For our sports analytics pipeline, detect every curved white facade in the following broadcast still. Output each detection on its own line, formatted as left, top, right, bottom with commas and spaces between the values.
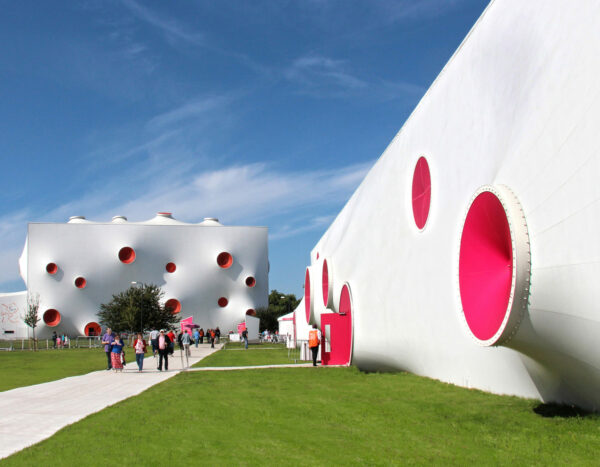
16, 213, 267, 338
303, 0, 600, 409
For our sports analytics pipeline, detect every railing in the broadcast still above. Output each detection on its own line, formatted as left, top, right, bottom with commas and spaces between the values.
0, 336, 103, 351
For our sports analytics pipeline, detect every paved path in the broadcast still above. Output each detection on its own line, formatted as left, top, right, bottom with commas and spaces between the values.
0, 344, 222, 460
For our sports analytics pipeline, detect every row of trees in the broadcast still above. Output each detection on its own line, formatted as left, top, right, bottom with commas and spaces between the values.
22, 285, 300, 349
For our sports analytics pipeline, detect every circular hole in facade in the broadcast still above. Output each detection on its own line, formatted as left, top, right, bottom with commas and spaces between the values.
46, 263, 58, 274
245, 276, 256, 287
85, 322, 101, 336
43, 309, 61, 327
304, 268, 311, 323
118, 247, 136, 264
459, 191, 513, 342
246, 309, 256, 316
74, 277, 87, 289
218, 297, 229, 308
412, 156, 431, 230
322, 260, 329, 307
217, 252, 233, 269
166, 262, 176, 273
165, 298, 181, 314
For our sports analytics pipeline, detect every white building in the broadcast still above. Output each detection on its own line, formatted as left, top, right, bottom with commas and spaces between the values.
2, 212, 268, 338
302, 0, 600, 409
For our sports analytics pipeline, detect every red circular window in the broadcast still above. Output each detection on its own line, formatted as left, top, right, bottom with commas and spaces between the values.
245, 276, 256, 287
74, 277, 87, 289
166, 262, 176, 273
322, 260, 329, 307
85, 322, 101, 336
246, 309, 256, 316
46, 263, 58, 274
304, 268, 311, 323
218, 297, 229, 308
165, 298, 181, 314
217, 252, 233, 268
459, 191, 513, 342
412, 156, 431, 229
43, 309, 61, 327
118, 247, 136, 264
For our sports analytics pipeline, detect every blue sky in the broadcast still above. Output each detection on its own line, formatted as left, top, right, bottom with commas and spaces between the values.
0, 0, 488, 297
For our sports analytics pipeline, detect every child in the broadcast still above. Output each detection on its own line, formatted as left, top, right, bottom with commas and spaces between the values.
111, 334, 125, 372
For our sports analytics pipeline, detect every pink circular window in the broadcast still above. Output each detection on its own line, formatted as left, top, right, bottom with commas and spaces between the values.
304, 268, 311, 323
245, 276, 256, 287
74, 277, 87, 289
118, 247, 136, 264
43, 309, 61, 327
412, 157, 431, 229
459, 191, 513, 342
322, 260, 329, 307
85, 322, 101, 336
166, 262, 176, 273
165, 298, 181, 314
218, 297, 229, 308
46, 263, 58, 274
217, 252, 233, 268
246, 309, 256, 316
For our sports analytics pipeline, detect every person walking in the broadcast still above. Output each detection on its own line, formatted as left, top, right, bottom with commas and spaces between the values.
157, 330, 171, 371
210, 329, 216, 348
215, 327, 221, 344
52, 331, 57, 349
167, 329, 176, 355
133, 333, 147, 372
199, 328, 204, 344
149, 329, 159, 358
193, 328, 199, 348
308, 324, 322, 367
242, 328, 248, 350
111, 334, 125, 372
101, 327, 115, 370
181, 330, 191, 368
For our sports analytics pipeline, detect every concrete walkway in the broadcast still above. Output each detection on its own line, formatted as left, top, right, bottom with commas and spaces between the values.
0, 344, 222, 460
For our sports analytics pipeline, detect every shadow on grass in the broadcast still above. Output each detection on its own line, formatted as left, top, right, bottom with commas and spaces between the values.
533, 403, 593, 418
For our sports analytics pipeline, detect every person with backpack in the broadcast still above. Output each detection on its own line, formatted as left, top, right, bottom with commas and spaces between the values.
308, 324, 321, 367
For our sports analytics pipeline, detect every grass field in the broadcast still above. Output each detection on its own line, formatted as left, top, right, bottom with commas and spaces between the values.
4, 346, 600, 465
195, 342, 307, 367
0, 348, 107, 392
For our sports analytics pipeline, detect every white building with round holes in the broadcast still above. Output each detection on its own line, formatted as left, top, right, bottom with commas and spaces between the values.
0, 212, 268, 338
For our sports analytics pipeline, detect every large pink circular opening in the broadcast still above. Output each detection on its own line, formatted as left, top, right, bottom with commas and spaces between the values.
74, 277, 87, 289
43, 309, 61, 327
245, 276, 256, 287
166, 262, 176, 273
412, 156, 431, 229
304, 268, 311, 323
217, 252, 233, 269
85, 322, 101, 336
46, 263, 58, 274
165, 298, 181, 314
459, 191, 513, 341
118, 247, 136, 264
218, 297, 229, 308
322, 260, 329, 307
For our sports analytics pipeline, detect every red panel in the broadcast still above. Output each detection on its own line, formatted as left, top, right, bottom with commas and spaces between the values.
218, 297, 229, 308
246, 309, 256, 316
118, 247, 136, 264
304, 268, 311, 323
85, 322, 101, 336
166, 262, 177, 273
245, 276, 256, 287
43, 309, 61, 327
46, 263, 58, 274
459, 191, 513, 341
321, 284, 353, 366
74, 277, 87, 289
165, 298, 181, 314
411, 157, 431, 229
322, 260, 329, 307
217, 252, 233, 268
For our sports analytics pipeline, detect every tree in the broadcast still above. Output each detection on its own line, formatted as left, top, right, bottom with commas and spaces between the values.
98, 284, 180, 333
23, 293, 40, 351
256, 290, 301, 332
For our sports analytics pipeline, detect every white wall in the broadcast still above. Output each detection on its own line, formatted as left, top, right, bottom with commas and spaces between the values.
0, 291, 27, 338
305, 0, 600, 409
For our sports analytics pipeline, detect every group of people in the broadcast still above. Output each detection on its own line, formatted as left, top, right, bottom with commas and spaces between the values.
51, 331, 70, 349
188, 327, 220, 348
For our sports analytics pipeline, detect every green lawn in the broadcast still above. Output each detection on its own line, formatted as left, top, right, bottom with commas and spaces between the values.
195, 342, 308, 367
0, 348, 107, 392
4, 347, 600, 465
